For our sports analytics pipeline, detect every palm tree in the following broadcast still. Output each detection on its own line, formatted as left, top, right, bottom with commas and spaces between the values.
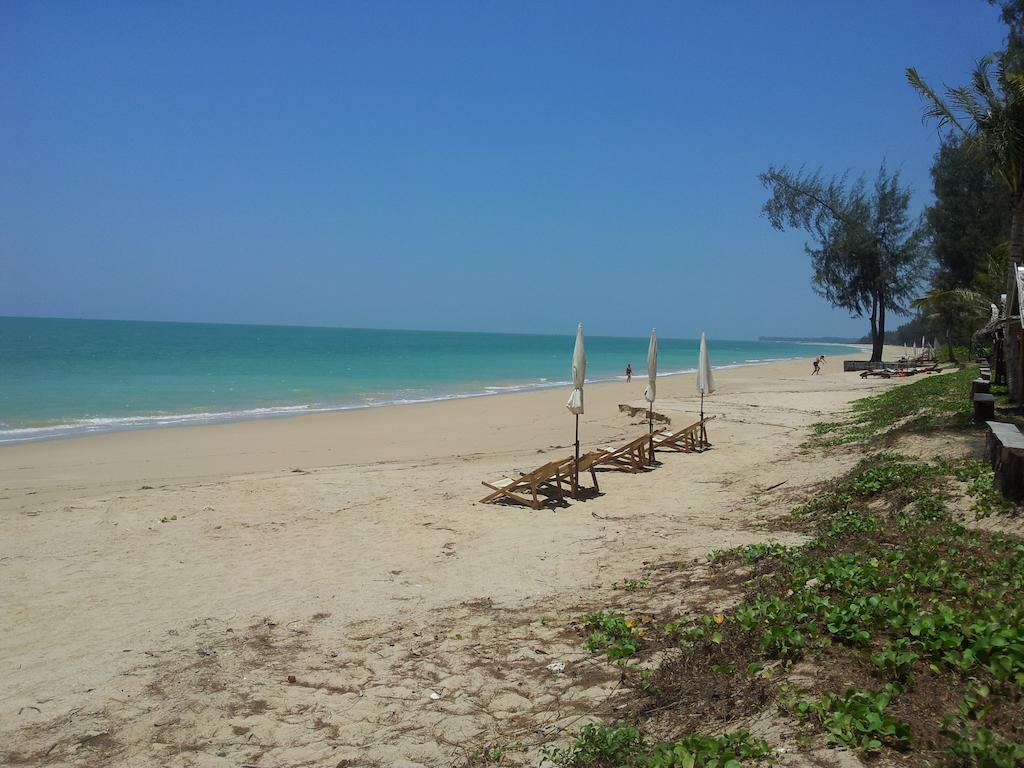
911, 288, 989, 364
907, 57, 1024, 262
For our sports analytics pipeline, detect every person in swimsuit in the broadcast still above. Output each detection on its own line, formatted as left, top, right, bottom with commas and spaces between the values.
626, 363, 632, 382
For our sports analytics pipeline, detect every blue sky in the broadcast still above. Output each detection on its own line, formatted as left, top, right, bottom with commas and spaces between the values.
0, 1, 1007, 340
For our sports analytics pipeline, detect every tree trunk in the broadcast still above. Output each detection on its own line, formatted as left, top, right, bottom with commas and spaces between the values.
869, 296, 881, 362
877, 295, 887, 362
1012, 202, 1024, 265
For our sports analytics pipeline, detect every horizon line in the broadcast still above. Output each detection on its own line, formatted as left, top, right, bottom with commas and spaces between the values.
0, 313, 865, 344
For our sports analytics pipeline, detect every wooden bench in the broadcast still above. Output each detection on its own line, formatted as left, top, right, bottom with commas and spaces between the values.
986, 421, 1024, 498
974, 393, 996, 422
843, 360, 898, 372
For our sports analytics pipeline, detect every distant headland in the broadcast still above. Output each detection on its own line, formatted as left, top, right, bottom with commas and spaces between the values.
758, 336, 861, 344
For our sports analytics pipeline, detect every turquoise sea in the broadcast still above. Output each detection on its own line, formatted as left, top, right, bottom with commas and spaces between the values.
0, 317, 860, 444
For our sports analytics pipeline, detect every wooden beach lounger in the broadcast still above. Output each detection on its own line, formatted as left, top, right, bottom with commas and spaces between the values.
652, 417, 716, 452
541, 453, 602, 498
569, 451, 603, 495
590, 432, 662, 473
480, 457, 572, 509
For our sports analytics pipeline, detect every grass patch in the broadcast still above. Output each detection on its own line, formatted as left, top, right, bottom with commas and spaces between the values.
639, 452, 1024, 764
474, 368, 1024, 767
811, 366, 977, 444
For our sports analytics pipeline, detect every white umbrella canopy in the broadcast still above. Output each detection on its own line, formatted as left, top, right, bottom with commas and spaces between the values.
644, 329, 657, 404
697, 332, 715, 396
644, 329, 658, 463
566, 323, 586, 497
566, 323, 585, 415
697, 333, 715, 447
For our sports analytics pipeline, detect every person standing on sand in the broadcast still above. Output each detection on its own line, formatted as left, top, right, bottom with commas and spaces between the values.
626, 363, 632, 382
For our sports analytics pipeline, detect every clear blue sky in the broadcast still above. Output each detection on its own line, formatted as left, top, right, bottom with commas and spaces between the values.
0, 1, 1007, 339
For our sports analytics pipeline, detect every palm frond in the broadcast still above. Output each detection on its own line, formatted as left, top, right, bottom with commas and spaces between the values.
906, 68, 967, 134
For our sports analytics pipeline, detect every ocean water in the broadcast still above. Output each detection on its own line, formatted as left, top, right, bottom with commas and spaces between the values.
0, 317, 859, 444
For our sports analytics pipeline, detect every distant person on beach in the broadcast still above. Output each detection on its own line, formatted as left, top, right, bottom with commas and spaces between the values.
812, 356, 821, 375
626, 363, 632, 382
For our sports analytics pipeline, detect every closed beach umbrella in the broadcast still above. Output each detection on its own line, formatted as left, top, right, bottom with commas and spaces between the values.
566, 323, 585, 416
697, 332, 715, 446
566, 323, 586, 495
644, 329, 657, 461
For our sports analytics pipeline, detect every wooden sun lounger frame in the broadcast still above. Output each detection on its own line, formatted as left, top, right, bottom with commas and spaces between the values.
480, 450, 606, 509
861, 364, 942, 379
480, 456, 573, 509
540, 453, 602, 498
590, 432, 662, 473
652, 417, 715, 452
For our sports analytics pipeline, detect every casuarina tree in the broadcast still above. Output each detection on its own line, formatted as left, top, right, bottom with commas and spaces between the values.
759, 164, 929, 362
907, 57, 1024, 264
927, 135, 1011, 290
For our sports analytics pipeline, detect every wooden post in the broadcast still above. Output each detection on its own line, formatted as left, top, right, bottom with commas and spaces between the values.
994, 446, 1024, 498
974, 394, 996, 423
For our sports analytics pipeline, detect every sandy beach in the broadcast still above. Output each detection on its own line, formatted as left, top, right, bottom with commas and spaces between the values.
1, 350, 906, 766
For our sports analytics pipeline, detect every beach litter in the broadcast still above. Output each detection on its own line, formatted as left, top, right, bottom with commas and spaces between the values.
546, 661, 566, 673
429, 690, 442, 700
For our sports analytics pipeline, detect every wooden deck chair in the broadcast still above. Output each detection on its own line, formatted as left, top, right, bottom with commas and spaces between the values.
591, 432, 663, 473
547, 452, 603, 498
480, 457, 572, 509
652, 416, 716, 452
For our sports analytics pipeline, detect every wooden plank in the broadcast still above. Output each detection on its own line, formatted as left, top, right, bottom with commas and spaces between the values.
986, 420, 1024, 448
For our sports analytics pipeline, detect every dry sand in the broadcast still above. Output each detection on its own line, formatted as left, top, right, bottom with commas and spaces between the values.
0, 349, 908, 766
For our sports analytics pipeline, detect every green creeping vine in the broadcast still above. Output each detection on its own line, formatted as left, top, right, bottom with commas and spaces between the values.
583, 611, 647, 661
540, 725, 771, 768
793, 686, 910, 755
810, 366, 976, 445
669, 452, 1024, 759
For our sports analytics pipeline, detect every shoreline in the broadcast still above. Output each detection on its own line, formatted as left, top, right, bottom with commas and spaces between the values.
0, 348, 894, 515
0, 348, 866, 446
1, 346, 904, 765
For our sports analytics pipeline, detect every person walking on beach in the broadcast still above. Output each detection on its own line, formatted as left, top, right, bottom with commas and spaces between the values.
625, 363, 632, 382
811, 355, 822, 375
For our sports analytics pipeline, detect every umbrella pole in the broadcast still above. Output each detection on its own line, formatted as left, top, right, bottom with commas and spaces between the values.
573, 414, 580, 499
700, 391, 706, 447
649, 403, 654, 465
